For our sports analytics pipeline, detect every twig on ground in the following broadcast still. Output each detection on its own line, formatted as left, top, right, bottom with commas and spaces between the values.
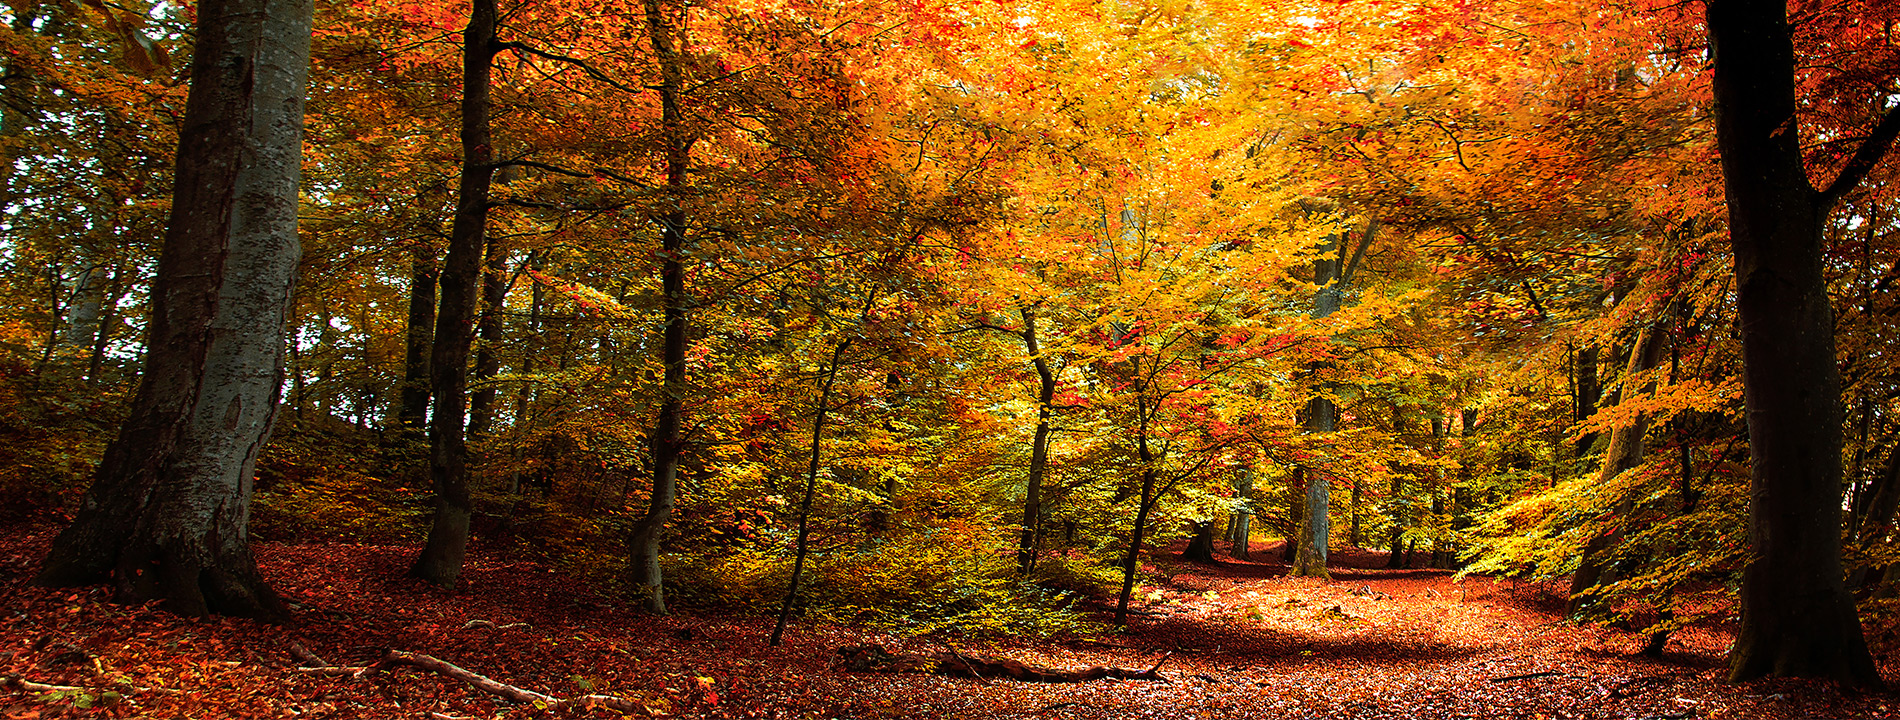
287, 645, 652, 714
462, 620, 531, 631
1488, 670, 1564, 682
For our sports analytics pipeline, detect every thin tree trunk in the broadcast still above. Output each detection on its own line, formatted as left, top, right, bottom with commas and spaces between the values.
769, 338, 849, 646
626, 0, 693, 614
1709, 0, 1883, 687
410, 0, 499, 589
1114, 385, 1163, 625
1568, 324, 1664, 618
397, 243, 437, 435
1230, 466, 1252, 560
466, 231, 507, 437
35, 0, 310, 620
1017, 304, 1056, 574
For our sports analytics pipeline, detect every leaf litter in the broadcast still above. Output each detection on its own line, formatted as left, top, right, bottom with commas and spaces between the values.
2, 528, 1896, 719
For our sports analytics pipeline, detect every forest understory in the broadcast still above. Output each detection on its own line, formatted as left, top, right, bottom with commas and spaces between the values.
3, 526, 1893, 720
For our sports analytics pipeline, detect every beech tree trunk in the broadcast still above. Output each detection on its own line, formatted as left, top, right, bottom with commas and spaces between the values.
34, 0, 311, 620
1567, 325, 1664, 618
466, 230, 507, 437
410, 0, 499, 588
627, 0, 693, 614
1017, 304, 1056, 574
1708, 0, 1882, 687
397, 244, 437, 434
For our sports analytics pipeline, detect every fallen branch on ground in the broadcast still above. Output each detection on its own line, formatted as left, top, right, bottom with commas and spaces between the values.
1488, 670, 1564, 682
3, 673, 182, 695
836, 644, 1171, 683
3, 675, 87, 693
284, 645, 652, 713
462, 620, 531, 631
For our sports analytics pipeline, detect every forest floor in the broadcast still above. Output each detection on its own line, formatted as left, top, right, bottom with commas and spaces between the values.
3, 525, 1897, 720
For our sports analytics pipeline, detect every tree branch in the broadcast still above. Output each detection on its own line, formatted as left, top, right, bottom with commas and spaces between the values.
497, 41, 643, 95
1818, 103, 1900, 214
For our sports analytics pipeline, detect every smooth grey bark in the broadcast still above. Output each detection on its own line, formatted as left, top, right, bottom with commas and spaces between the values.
1291, 217, 1376, 578
35, 0, 310, 620
410, 0, 499, 589
1708, 0, 1891, 688
1230, 466, 1252, 560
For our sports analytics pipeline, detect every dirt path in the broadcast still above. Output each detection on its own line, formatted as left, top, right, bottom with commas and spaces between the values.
3, 529, 1895, 719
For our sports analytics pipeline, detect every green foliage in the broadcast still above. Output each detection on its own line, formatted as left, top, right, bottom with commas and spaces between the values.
251, 428, 427, 543
672, 526, 1093, 639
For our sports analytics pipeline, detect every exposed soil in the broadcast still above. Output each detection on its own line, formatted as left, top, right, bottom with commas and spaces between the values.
3, 527, 1896, 719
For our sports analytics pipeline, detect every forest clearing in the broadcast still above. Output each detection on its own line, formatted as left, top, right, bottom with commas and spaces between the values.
4, 526, 1895, 719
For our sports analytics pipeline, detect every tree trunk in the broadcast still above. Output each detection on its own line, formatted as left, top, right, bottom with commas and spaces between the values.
1292, 225, 1344, 578
1292, 397, 1334, 577
466, 230, 507, 437
397, 243, 438, 435
1709, 0, 1881, 687
1181, 521, 1216, 563
1017, 304, 1056, 574
1568, 324, 1664, 618
410, 0, 498, 589
34, 0, 310, 620
1115, 393, 1160, 625
626, 0, 693, 614
1573, 345, 1601, 458
1230, 466, 1253, 560
769, 338, 849, 646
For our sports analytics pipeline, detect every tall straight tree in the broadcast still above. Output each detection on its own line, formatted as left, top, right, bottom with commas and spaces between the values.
34, 0, 312, 619
625, 0, 692, 614
410, 0, 500, 588
1706, 0, 1897, 687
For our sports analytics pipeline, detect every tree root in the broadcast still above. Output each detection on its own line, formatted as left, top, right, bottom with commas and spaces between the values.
836, 644, 1172, 683
287, 644, 652, 713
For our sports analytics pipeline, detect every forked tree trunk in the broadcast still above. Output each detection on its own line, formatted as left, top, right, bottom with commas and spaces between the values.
627, 0, 693, 614
1708, 0, 1883, 687
411, 0, 499, 589
35, 0, 311, 620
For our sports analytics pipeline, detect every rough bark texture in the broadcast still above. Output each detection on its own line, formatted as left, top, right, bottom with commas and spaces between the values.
410, 0, 498, 589
34, 0, 310, 620
627, 0, 692, 614
1708, 0, 1881, 687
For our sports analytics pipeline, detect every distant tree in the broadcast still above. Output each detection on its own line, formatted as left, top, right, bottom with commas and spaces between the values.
34, 0, 313, 619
